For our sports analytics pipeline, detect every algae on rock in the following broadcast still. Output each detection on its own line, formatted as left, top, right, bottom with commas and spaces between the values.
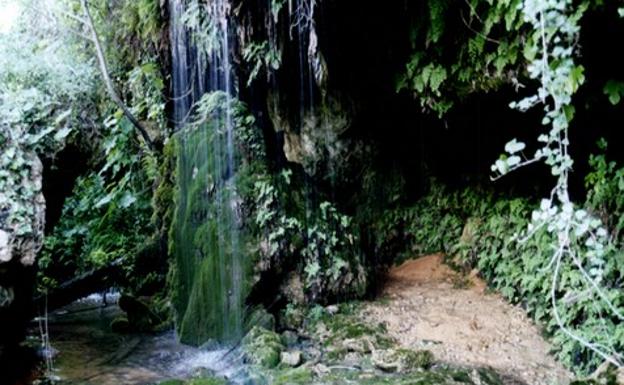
169, 93, 265, 345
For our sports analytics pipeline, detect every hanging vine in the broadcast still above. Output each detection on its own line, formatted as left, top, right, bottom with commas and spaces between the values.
492, 0, 623, 368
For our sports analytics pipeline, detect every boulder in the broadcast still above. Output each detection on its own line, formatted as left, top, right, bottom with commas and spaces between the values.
242, 326, 285, 369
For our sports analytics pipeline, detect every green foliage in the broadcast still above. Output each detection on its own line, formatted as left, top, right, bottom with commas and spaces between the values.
38, 116, 154, 292
302, 201, 366, 299
127, 61, 167, 130
491, 0, 624, 369
586, 140, 624, 244
603, 80, 624, 105
252, 174, 366, 301
376, 177, 624, 374
243, 41, 282, 85
181, 0, 222, 58
0, 6, 96, 264
398, 0, 525, 116
83, 0, 164, 69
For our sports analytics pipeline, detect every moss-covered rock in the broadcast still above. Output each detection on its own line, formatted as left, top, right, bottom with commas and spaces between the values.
318, 312, 393, 351
242, 326, 285, 369
170, 101, 259, 344
371, 348, 434, 373
118, 294, 163, 332
272, 367, 313, 385
156, 376, 227, 385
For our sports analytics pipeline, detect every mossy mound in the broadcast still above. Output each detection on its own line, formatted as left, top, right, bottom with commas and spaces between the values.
242, 326, 285, 369
272, 367, 314, 385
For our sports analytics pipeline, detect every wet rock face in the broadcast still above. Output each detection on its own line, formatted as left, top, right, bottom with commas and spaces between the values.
268, 93, 358, 179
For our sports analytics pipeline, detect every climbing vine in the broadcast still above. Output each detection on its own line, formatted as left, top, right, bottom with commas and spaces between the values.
492, 0, 623, 368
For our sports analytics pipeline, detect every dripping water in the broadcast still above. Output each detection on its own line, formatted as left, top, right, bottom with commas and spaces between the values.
170, 0, 245, 344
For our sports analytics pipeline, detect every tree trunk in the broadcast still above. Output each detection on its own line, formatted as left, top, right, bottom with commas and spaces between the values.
80, 0, 156, 151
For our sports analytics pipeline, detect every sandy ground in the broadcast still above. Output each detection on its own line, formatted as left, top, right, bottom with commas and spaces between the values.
361, 254, 573, 385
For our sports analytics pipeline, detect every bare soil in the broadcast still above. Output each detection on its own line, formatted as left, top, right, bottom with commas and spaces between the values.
361, 254, 573, 385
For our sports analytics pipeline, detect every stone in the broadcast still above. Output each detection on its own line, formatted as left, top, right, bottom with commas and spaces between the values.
372, 348, 433, 373
280, 350, 303, 367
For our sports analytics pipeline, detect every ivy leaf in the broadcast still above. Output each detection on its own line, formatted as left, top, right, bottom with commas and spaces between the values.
603, 80, 624, 105
507, 155, 521, 167
504, 139, 526, 154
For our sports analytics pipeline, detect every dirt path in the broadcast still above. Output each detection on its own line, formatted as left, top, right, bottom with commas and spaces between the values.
361, 254, 572, 385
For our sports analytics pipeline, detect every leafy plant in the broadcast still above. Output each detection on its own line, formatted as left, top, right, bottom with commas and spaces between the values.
397, 0, 526, 116
38, 115, 155, 294
0, 8, 95, 265
242, 41, 282, 85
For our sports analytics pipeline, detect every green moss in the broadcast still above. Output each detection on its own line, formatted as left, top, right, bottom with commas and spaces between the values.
399, 348, 434, 370
318, 366, 502, 385
187, 378, 228, 385
169, 94, 272, 345
322, 314, 393, 350
272, 367, 313, 385
242, 326, 285, 369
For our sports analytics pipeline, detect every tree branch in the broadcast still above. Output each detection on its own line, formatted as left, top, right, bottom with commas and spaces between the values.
80, 0, 156, 151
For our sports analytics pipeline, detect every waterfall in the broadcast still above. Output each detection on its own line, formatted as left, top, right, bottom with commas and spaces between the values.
169, 0, 247, 345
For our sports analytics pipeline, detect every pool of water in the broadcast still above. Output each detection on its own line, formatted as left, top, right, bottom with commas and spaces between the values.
38, 294, 247, 385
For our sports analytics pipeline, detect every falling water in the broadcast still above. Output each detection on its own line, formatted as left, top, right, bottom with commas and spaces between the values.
169, 0, 246, 345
